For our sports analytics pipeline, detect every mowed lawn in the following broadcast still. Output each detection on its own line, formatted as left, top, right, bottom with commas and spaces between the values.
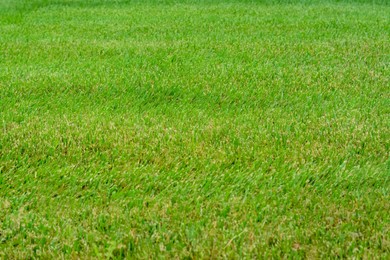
0, 0, 389, 258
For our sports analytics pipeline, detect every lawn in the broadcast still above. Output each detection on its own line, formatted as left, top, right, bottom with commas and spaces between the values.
0, 0, 389, 258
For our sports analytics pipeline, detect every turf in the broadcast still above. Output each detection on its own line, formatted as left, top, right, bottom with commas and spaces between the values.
0, 0, 389, 258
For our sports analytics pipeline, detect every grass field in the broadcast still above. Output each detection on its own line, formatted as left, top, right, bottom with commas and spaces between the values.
0, 0, 389, 258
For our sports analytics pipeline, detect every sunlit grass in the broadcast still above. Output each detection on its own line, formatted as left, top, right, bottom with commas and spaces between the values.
0, 0, 389, 258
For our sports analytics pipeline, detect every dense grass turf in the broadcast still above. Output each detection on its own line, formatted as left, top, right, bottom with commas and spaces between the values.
1, 0, 389, 258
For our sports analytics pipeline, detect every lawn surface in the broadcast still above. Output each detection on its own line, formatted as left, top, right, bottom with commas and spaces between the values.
0, 0, 389, 258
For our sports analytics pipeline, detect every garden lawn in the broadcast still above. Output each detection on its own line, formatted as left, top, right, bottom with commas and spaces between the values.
0, 0, 389, 258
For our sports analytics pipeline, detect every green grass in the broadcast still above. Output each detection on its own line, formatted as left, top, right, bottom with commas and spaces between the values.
0, 0, 389, 258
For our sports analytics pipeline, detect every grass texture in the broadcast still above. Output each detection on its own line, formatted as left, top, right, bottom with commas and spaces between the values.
0, 0, 389, 258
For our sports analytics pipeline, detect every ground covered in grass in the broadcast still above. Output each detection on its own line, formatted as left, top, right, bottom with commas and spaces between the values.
0, 0, 389, 258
